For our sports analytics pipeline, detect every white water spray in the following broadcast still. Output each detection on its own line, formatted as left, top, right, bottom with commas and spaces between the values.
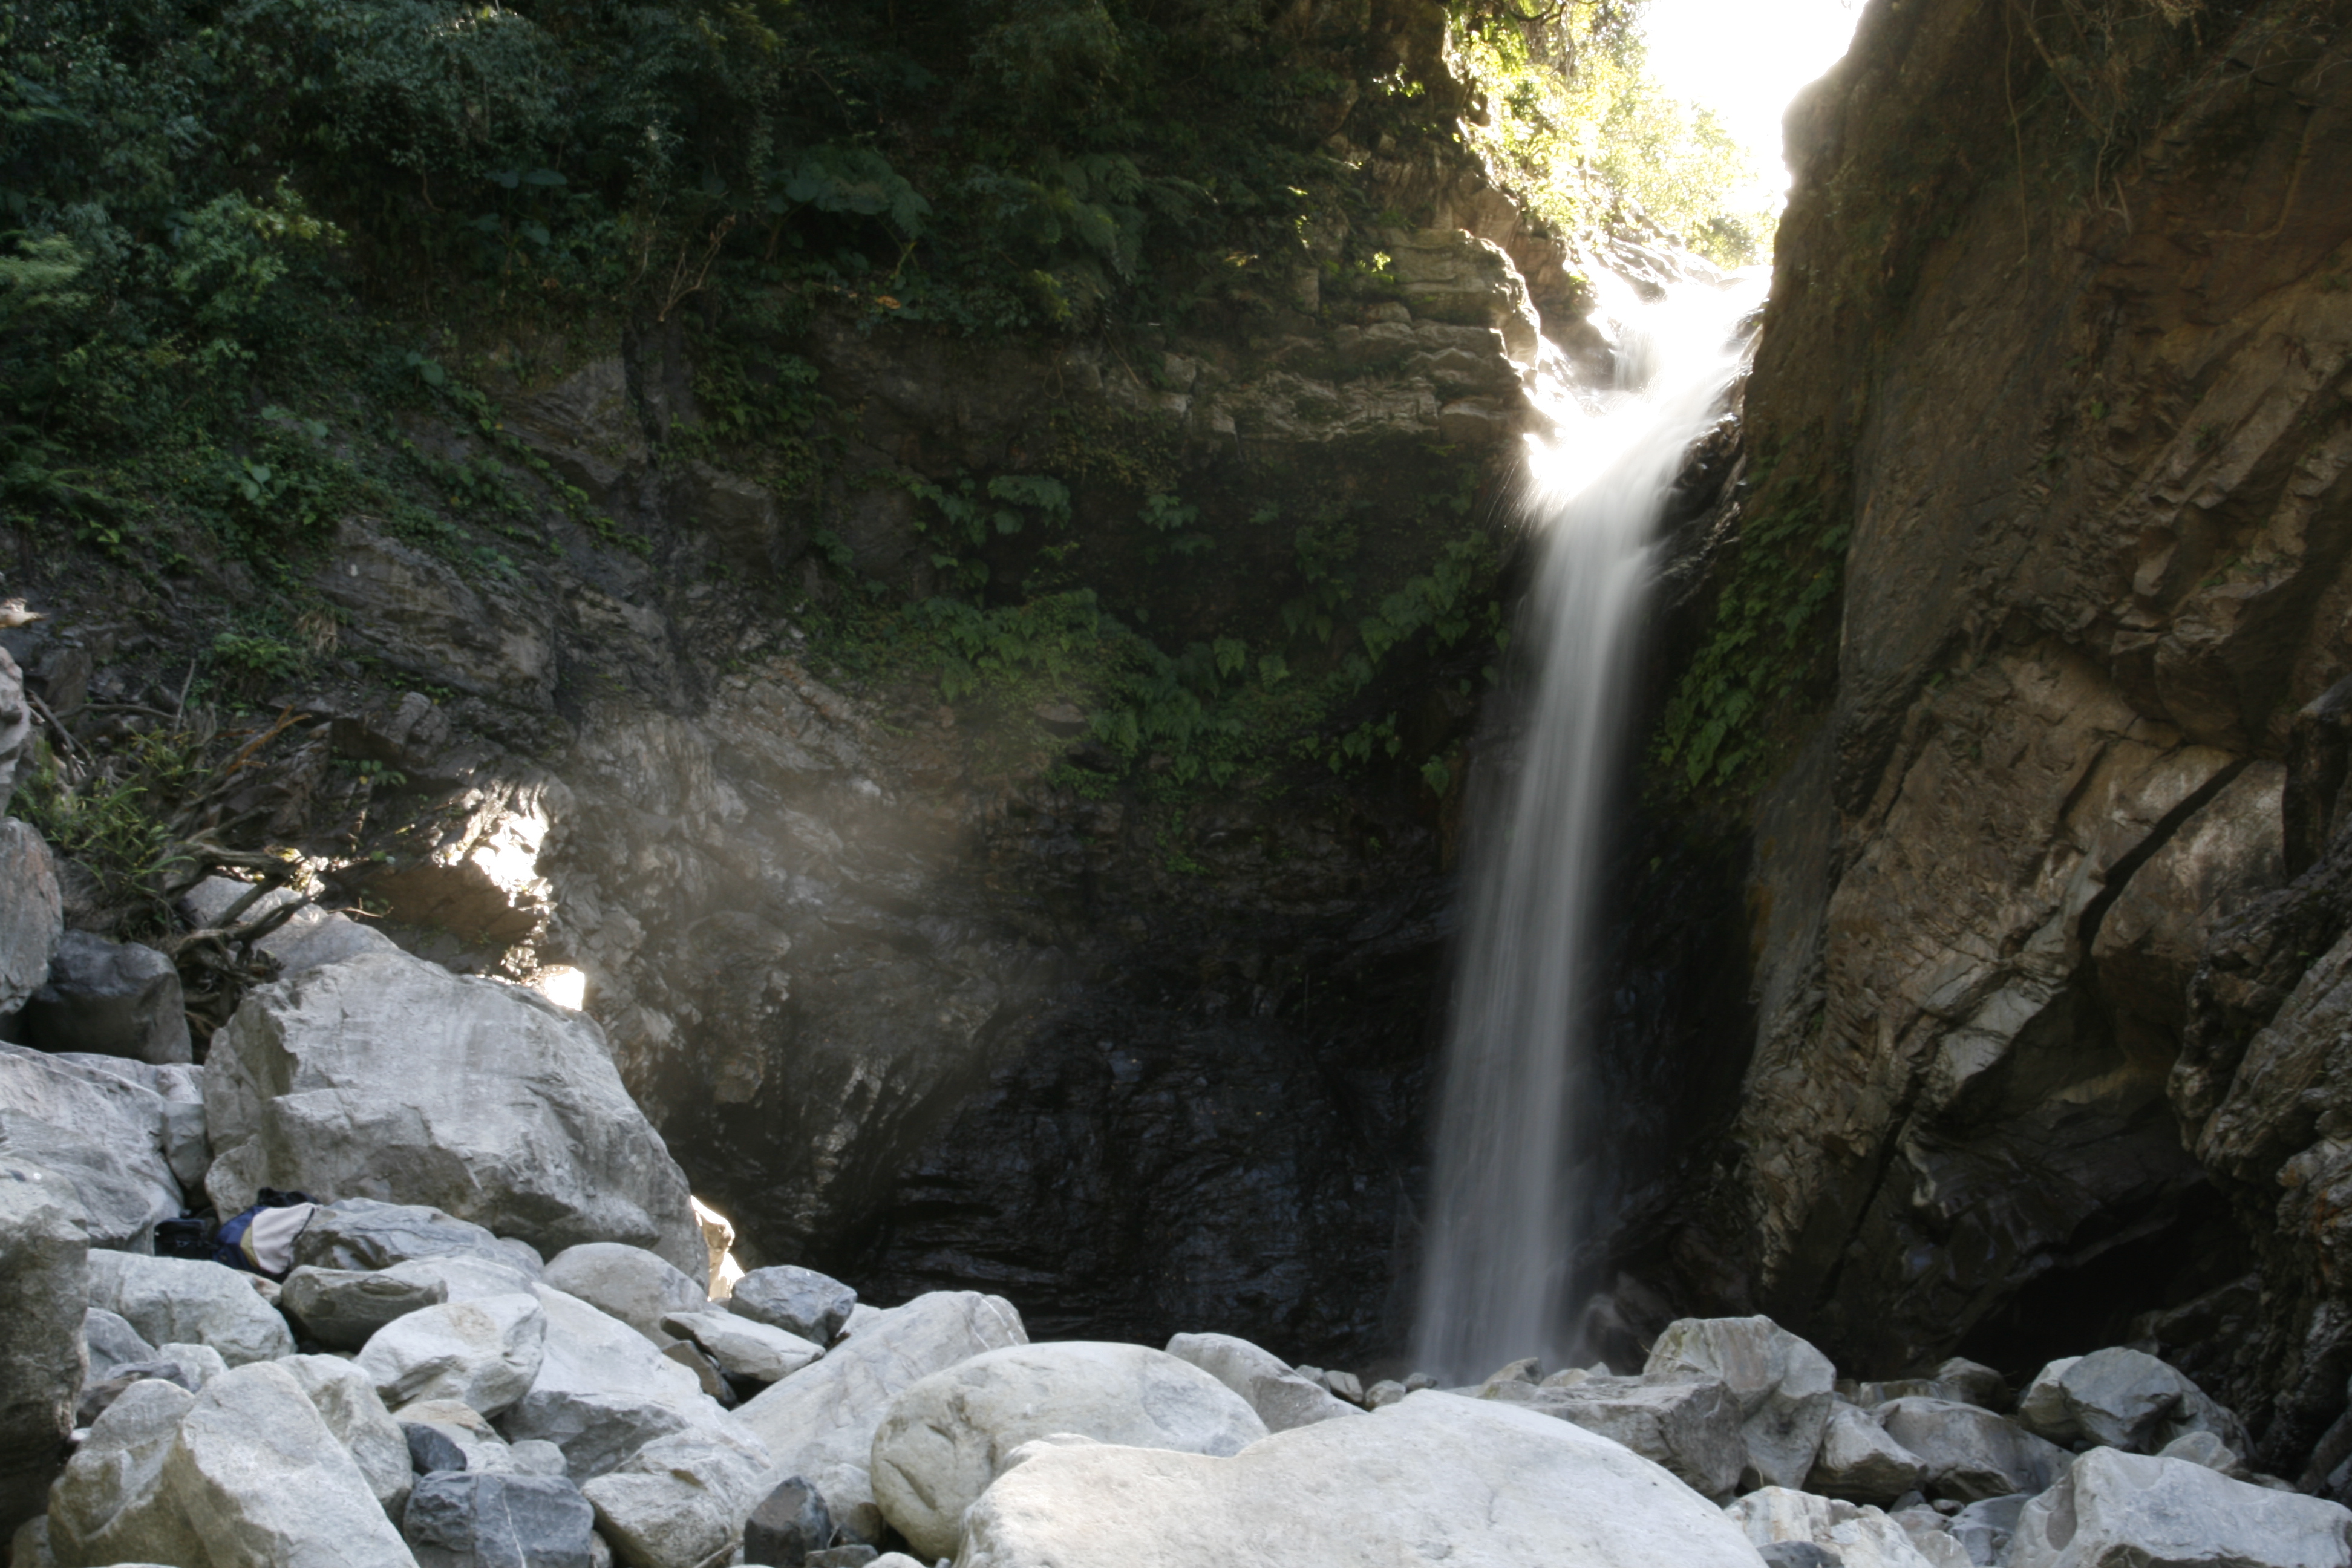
1415, 274, 1763, 1382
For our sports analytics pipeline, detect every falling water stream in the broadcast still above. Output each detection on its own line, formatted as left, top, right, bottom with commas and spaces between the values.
1415, 273, 1763, 1382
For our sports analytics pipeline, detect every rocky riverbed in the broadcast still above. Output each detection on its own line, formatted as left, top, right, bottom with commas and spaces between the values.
3, 786, 2345, 1566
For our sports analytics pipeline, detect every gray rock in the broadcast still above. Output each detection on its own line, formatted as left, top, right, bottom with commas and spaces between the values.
147, 1342, 227, 1392
18, 932, 190, 1066
735, 1291, 1027, 1542
0, 817, 62, 1016
48, 1057, 208, 1194
408, 1421, 472, 1475
2008, 1446, 2352, 1568
806, 1550, 877, 1568
163, 1360, 416, 1566
83, 1308, 157, 1382
6, 1514, 50, 1568
1949, 1494, 2031, 1567
1365, 1379, 1406, 1409
403, 1470, 597, 1568
2016, 1348, 2247, 1454
281, 1264, 449, 1350
742, 1476, 830, 1568
0, 1044, 185, 1250
293, 1198, 545, 1279
45, 1380, 205, 1568
178, 877, 402, 978
580, 1424, 773, 1568
1809, 1402, 1931, 1504
1162, 1331, 1359, 1432
83, 1250, 294, 1367
398, 1399, 528, 1474
318, 516, 557, 708
1647, 1316, 1837, 1489
1877, 1398, 2069, 1503
1321, 1368, 1364, 1404
500, 1285, 724, 1483
1726, 1486, 1942, 1568
358, 1293, 548, 1417
0, 1158, 86, 1541
543, 1245, 706, 1348
658, 1311, 822, 1385
207, 953, 703, 1279
1758, 1546, 1839, 1568
660, 1342, 732, 1406
959, 1390, 1765, 1568
871, 1341, 1269, 1560
2156, 1428, 2249, 1477
1933, 1361, 2010, 1413
510, 1439, 570, 1478
1481, 1374, 1745, 1498
283, 1353, 414, 1521
729, 1266, 855, 1345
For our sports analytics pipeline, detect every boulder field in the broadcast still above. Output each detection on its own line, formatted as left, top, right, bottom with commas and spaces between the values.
2, 820, 2345, 1567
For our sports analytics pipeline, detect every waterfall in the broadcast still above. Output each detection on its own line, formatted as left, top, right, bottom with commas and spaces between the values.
1414, 275, 1763, 1383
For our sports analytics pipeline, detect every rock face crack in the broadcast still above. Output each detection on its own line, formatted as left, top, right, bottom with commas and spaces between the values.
2076, 759, 2253, 958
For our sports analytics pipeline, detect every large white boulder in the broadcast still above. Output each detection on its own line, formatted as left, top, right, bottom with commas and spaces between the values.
499, 1284, 725, 1482
358, 1293, 546, 1417
1646, 1317, 1837, 1489
1877, 1398, 2068, 1503
957, 1389, 1768, 1568
45, 1379, 206, 1568
281, 1354, 413, 1523
542, 1244, 705, 1348
162, 1360, 416, 1567
872, 1341, 1269, 1560
0, 1156, 84, 1540
295, 1199, 543, 1279
734, 1290, 1026, 1542
2008, 1447, 2352, 1568
1726, 1486, 1940, 1568
580, 1425, 773, 1568
2016, 1348, 2247, 1454
1163, 1333, 1359, 1432
0, 1044, 185, 1250
203, 949, 704, 1279
84, 1250, 293, 1367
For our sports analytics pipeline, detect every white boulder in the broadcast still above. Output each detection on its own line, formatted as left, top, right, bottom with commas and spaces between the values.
1480, 1374, 1746, 1499
359, 1293, 547, 1418
83, 1251, 293, 1367
280, 1264, 448, 1350
734, 1290, 1026, 1542
1877, 1398, 2068, 1503
659, 1310, 822, 1384
2008, 1446, 2352, 1568
500, 1284, 725, 1482
44, 1380, 206, 1568
281, 1353, 415, 1521
872, 1341, 1269, 1560
1163, 1333, 1359, 1432
542, 1244, 706, 1348
958, 1389, 1768, 1567
203, 950, 704, 1279
1806, 1403, 1929, 1504
2017, 1348, 2247, 1454
0, 1044, 185, 1250
1647, 1316, 1836, 1489
292, 1198, 544, 1279
162, 1360, 416, 1567
1727, 1486, 1940, 1568
580, 1425, 773, 1568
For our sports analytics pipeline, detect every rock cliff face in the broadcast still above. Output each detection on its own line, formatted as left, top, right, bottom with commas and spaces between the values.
1617, 0, 2352, 1488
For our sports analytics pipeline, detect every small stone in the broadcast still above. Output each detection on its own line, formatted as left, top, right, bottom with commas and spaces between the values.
282, 1264, 449, 1351
1164, 1333, 1358, 1433
407, 1422, 472, 1475
1482, 1357, 1541, 1386
806, 1549, 878, 1568
509, 1440, 569, 1478
730, 1265, 857, 1344
403, 1470, 596, 1568
1321, 1369, 1364, 1405
742, 1475, 831, 1568
2156, 1428, 2246, 1476
82, 1308, 156, 1382
1403, 1372, 1437, 1392
358, 1293, 548, 1417
1365, 1380, 1406, 1409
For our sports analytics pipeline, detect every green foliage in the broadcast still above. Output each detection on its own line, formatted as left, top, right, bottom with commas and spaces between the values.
1651, 460, 1849, 794
1450, 4, 1774, 264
